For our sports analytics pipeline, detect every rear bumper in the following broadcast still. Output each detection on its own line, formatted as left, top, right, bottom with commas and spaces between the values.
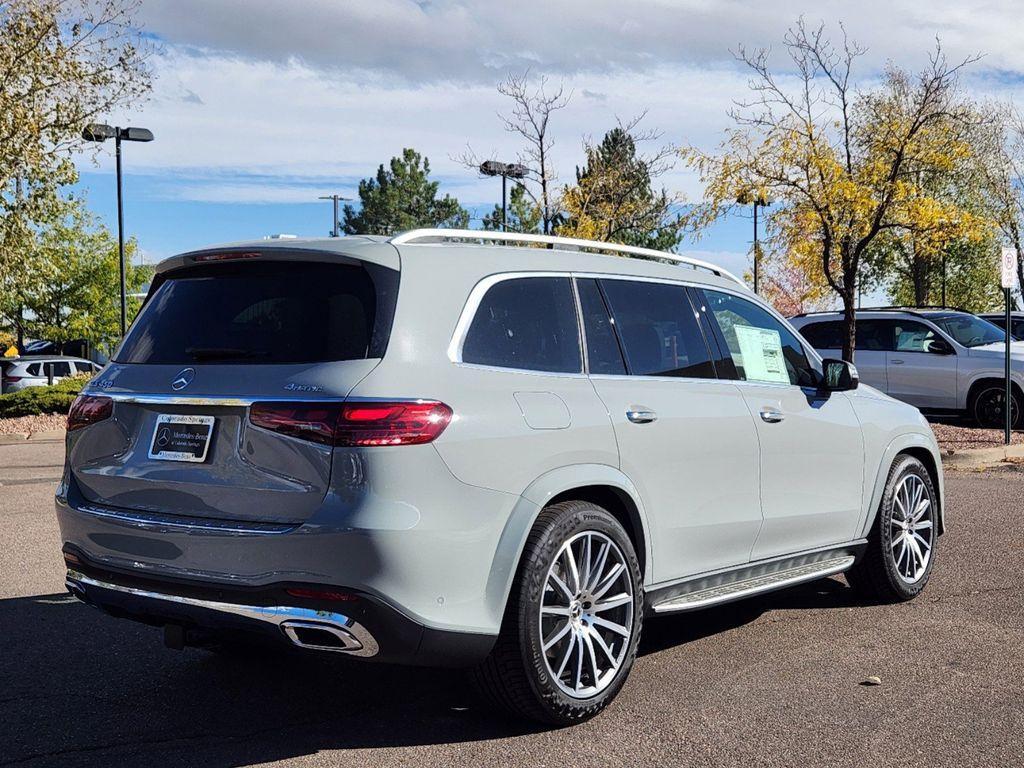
64, 550, 495, 666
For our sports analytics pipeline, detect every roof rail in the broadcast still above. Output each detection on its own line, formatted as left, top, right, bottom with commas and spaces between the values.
388, 228, 745, 287
791, 305, 975, 320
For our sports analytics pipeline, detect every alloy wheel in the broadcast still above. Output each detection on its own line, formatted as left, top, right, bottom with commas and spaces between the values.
538, 531, 635, 699
889, 473, 934, 584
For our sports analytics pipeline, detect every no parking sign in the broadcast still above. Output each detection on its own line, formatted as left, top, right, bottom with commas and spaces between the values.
1002, 246, 1019, 289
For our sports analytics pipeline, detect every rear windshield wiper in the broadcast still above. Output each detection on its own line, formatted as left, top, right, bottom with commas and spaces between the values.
185, 347, 270, 361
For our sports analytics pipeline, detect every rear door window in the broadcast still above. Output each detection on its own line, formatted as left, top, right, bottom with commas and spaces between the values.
50, 362, 72, 377
115, 261, 397, 365
599, 279, 715, 378
857, 320, 896, 351
462, 277, 582, 373
799, 321, 843, 349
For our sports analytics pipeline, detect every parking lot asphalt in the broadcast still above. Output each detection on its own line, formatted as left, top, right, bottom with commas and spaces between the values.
1, 440, 1022, 768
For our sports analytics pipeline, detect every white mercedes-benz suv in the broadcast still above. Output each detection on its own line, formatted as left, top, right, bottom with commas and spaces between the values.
58, 230, 944, 724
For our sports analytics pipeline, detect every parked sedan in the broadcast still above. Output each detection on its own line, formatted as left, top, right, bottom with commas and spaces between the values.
1, 356, 101, 393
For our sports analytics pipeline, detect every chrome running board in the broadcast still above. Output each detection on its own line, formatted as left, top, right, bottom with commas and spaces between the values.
651, 555, 855, 614
65, 569, 379, 657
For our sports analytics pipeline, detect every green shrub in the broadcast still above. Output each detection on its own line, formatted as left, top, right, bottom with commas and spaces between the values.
0, 374, 91, 418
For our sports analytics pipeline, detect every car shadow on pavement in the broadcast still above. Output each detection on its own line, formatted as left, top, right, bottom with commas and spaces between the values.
1, 579, 860, 767
639, 575, 858, 656
0, 593, 541, 767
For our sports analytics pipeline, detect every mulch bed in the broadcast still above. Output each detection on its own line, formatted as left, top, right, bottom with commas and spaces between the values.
0, 413, 67, 437
928, 418, 1023, 451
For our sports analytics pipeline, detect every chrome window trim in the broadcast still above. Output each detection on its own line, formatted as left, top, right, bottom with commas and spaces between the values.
448, 271, 822, 377
447, 271, 585, 375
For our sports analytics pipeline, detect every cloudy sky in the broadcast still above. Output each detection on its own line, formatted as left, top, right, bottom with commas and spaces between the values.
75, 0, 1024, 277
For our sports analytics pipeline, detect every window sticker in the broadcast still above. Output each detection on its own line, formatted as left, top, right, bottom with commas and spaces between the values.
734, 325, 789, 383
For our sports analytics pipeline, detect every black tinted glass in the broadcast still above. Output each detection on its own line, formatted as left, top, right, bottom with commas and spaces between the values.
577, 278, 626, 375
116, 261, 395, 365
701, 289, 815, 387
463, 277, 582, 373
599, 280, 714, 378
857, 320, 895, 351
800, 320, 843, 349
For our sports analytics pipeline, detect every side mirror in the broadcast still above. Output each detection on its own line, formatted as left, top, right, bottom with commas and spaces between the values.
821, 358, 859, 392
925, 338, 954, 355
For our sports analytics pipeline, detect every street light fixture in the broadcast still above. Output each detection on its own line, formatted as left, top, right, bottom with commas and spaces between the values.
738, 190, 771, 294
82, 123, 154, 338
480, 161, 527, 231
318, 194, 353, 237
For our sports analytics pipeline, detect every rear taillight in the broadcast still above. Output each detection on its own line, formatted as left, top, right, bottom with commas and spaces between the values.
337, 401, 453, 446
249, 403, 340, 445
3, 375, 21, 383
67, 395, 113, 431
249, 400, 452, 447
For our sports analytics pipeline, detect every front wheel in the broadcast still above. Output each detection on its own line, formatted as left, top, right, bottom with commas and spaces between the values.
846, 455, 937, 602
472, 500, 643, 725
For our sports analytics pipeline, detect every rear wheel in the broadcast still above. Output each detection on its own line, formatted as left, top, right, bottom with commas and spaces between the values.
846, 455, 937, 602
970, 383, 1022, 429
472, 500, 643, 725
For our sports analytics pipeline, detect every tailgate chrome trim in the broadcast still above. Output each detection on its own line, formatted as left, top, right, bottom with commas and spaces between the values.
77, 503, 298, 534
66, 569, 379, 657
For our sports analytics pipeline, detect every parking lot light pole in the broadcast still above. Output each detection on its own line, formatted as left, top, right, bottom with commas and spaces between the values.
82, 123, 154, 338
738, 191, 771, 294
479, 161, 527, 231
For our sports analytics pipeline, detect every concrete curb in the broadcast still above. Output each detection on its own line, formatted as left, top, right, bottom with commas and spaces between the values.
941, 443, 1024, 470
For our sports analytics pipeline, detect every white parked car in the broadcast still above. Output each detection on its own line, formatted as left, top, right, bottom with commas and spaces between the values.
59, 231, 944, 724
1, 356, 100, 393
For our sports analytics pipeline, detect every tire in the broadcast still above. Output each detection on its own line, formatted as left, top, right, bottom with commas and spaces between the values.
970, 383, 1022, 429
472, 500, 644, 725
846, 455, 938, 602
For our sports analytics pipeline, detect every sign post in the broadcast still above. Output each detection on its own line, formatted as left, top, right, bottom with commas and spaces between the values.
1000, 247, 1018, 445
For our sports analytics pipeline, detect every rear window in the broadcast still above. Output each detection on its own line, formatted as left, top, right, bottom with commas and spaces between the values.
115, 261, 398, 365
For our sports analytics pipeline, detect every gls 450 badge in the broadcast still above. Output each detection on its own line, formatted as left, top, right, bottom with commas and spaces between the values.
284, 382, 324, 393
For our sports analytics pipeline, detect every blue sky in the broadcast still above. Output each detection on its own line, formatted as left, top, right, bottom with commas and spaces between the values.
68, 0, 1024, 297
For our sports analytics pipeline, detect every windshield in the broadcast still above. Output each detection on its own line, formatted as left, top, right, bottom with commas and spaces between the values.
931, 315, 1006, 348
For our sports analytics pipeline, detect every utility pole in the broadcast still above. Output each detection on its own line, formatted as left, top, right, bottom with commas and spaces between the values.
318, 194, 351, 237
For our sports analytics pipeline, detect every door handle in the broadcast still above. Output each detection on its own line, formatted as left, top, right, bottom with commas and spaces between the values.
891, 359, 905, 364
759, 408, 785, 424
626, 408, 658, 424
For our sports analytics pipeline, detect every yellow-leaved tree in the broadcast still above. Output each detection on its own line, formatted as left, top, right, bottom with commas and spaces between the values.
683, 21, 994, 361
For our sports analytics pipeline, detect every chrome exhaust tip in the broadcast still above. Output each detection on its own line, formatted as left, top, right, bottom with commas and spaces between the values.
280, 620, 364, 653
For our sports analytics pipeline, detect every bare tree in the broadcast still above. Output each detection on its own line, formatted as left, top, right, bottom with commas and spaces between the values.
977, 103, 1024, 305
455, 72, 571, 234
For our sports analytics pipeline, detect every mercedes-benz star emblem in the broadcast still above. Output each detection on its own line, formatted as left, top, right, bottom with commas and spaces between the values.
171, 367, 196, 391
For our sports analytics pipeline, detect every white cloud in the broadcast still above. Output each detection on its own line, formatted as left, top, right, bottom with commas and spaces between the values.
83, 1, 1024, 207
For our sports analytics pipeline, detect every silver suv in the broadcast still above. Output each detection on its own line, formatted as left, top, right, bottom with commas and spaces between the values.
59, 231, 944, 724
791, 308, 1024, 428
1, 356, 101, 393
